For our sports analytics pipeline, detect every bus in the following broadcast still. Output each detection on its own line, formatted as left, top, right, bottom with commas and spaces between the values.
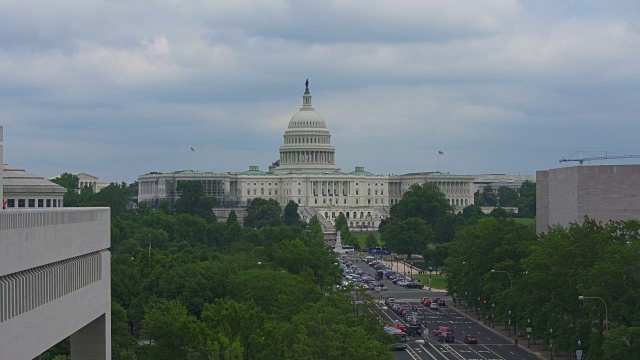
342, 246, 355, 253
368, 247, 392, 255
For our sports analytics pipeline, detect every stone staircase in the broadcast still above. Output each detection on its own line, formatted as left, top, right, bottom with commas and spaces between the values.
298, 207, 334, 232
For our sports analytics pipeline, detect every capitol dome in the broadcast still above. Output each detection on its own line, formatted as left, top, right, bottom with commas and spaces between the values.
287, 109, 327, 129
273, 80, 341, 174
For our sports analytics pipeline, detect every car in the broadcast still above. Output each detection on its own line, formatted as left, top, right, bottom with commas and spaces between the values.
463, 335, 478, 344
433, 326, 454, 336
421, 297, 432, 306
405, 282, 425, 289
393, 322, 408, 331
437, 299, 446, 306
389, 343, 407, 351
403, 325, 422, 337
438, 332, 455, 342
430, 302, 439, 309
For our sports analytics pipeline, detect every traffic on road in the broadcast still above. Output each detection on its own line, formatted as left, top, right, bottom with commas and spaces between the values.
339, 254, 543, 360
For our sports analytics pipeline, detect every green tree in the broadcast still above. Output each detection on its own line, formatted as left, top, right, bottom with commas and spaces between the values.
141, 299, 200, 360
174, 180, 217, 222
462, 204, 484, 226
244, 198, 283, 229
434, 213, 464, 243
334, 212, 348, 231
283, 200, 300, 226
497, 186, 519, 207
111, 300, 135, 359
481, 185, 498, 206
365, 233, 378, 249
489, 207, 509, 218
473, 190, 485, 206
389, 182, 453, 229
51, 172, 80, 207
380, 217, 433, 259
516, 181, 537, 218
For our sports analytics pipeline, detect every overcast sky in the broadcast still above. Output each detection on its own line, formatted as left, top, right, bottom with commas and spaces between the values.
2, 0, 640, 183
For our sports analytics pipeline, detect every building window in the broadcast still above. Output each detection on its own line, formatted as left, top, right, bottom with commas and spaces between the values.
6, 199, 15, 208
52, 200, 57, 207
275, 190, 278, 195
298, 199, 301, 204
38, 199, 44, 207
253, 189, 256, 195
356, 199, 358, 204
18, 199, 26, 208
356, 189, 359, 195
261, 188, 265, 195
315, 199, 318, 204
46, 199, 51, 207
247, 190, 251, 195
28, 199, 35, 207
344, 199, 346, 204
323, 199, 326, 204
269, 189, 272, 195
298, 189, 301, 195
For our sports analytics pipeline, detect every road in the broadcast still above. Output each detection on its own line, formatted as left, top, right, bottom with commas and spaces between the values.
352, 255, 543, 360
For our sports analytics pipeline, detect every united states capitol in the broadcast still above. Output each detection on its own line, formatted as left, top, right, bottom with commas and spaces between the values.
138, 82, 476, 230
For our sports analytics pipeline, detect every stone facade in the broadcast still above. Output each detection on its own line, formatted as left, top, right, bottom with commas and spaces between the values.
536, 165, 640, 234
137, 84, 475, 229
4, 165, 66, 209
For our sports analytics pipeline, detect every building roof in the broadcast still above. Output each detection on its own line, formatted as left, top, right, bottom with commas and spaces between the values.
287, 84, 327, 130
3, 164, 66, 194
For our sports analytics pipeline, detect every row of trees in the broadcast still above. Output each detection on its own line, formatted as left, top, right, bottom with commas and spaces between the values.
445, 217, 640, 359
42, 177, 394, 359
473, 181, 536, 217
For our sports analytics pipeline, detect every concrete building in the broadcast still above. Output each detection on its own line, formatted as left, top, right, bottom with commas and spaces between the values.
49, 172, 110, 193
4, 165, 66, 209
0, 125, 112, 359
138, 83, 475, 230
536, 164, 640, 234
473, 174, 535, 193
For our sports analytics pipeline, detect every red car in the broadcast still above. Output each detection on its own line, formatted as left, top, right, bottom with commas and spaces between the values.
433, 326, 454, 336
463, 335, 478, 344
394, 322, 408, 331
421, 297, 432, 306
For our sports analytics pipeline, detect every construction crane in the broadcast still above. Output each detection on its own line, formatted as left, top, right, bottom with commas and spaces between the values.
559, 154, 640, 165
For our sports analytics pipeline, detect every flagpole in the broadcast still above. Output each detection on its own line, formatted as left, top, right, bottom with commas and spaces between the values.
189, 150, 192, 171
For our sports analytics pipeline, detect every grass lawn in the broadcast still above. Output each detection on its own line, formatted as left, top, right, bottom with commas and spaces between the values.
413, 274, 448, 290
513, 218, 535, 226
352, 232, 381, 248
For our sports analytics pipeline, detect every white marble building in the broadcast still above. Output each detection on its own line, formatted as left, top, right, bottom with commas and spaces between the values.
138, 83, 475, 229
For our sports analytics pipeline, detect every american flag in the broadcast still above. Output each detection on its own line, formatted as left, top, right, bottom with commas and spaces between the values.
438, 151, 444, 155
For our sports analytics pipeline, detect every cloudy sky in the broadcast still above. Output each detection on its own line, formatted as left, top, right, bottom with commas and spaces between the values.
1, 0, 640, 183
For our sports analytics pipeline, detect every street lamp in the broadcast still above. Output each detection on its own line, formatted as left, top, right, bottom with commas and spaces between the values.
527, 318, 531, 348
508, 310, 512, 337
578, 295, 609, 336
490, 269, 513, 288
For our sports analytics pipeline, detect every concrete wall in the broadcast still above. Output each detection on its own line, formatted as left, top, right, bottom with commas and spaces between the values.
1, 125, 3, 203
537, 165, 640, 234
536, 170, 549, 234
0, 208, 111, 360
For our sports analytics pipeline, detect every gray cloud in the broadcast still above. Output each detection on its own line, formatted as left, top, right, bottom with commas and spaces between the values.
1, 0, 640, 182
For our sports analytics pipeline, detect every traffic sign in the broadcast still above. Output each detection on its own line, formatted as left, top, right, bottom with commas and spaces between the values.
526, 327, 532, 333
576, 350, 583, 360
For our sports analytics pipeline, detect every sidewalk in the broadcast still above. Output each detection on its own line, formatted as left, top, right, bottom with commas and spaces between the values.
450, 301, 573, 360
